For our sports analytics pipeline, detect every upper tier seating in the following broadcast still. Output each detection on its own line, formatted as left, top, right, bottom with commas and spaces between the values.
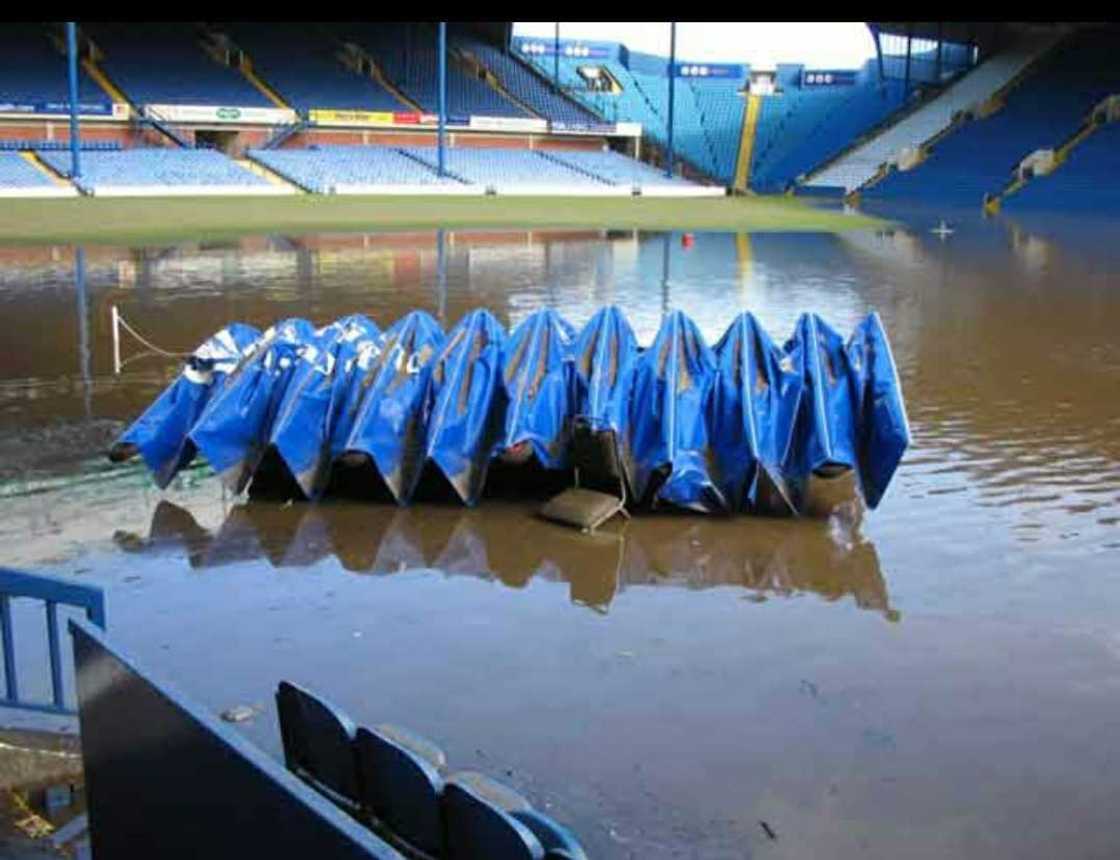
1004, 123, 1120, 212
401, 146, 610, 187
867, 28, 1120, 205
806, 28, 1065, 192
347, 24, 528, 117
220, 23, 407, 113
0, 23, 107, 107
0, 140, 121, 151
520, 46, 743, 184
39, 148, 269, 193
545, 148, 695, 186
84, 23, 273, 107
248, 145, 464, 192
452, 35, 600, 125
0, 153, 56, 188
750, 77, 907, 193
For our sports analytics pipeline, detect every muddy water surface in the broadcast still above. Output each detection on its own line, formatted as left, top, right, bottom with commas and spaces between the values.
1, 213, 1119, 859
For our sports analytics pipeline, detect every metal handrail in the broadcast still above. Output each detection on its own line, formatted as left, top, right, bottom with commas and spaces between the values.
0, 566, 106, 716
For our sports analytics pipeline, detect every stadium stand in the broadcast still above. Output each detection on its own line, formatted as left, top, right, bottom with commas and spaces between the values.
749, 69, 907, 193
687, 77, 745, 183
451, 34, 600, 124
805, 28, 1065, 192
0, 23, 109, 108
348, 24, 528, 117
0, 140, 120, 151
865, 28, 1120, 206
37, 148, 285, 196
219, 23, 407, 114
82, 23, 273, 107
1004, 122, 1120, 212
247, 145, 471, 193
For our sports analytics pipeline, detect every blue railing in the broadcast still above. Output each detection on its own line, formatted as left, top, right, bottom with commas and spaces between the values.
0, 567, 106, 716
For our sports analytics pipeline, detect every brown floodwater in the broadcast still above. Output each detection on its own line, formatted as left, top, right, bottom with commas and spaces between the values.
1, 208, 1119, 858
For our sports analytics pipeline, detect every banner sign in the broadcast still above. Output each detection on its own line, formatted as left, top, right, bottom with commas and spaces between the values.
801, 70, 858, 87
0, 100, 118, 117
514, 39, 613, 60
469, 115, 549, 133
309, 108, 396, 126
142, 104, 297, 124
674, 63, 746, 80
548, 120, 640, 137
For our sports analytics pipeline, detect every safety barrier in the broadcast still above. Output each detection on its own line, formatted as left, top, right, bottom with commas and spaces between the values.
0, 567, 105, 716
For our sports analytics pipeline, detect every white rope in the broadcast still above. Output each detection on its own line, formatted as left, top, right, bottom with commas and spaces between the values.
111, 305, 191, 375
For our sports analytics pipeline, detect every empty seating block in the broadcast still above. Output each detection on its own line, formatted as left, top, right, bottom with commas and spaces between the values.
1006, 123, 1120, 212
0, 23, 108, 108
544, 148, 695, 187
0, 153, 56, 188
222, 23, 407, 114
84, 22, 273, 107
248, 146, 464, 193
401, 147, 608, 190
348, 24, 528, 118
869, 28, 1120, 205
38, 149, 272, 195
453, 35, 598, 125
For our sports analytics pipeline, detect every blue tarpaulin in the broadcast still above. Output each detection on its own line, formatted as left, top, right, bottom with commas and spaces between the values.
113, 307, 911, 514
340, 310, 446, 503
118, 323, 261, 489
500, 308, 576, 470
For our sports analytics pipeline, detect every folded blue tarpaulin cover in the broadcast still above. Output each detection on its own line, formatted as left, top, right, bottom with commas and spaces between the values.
340, 310, 446, 503
113, 307, 911, 514
709, 312, 804, 513
189, 318, 317, 493
117, 322, 261, 489
628, 311, 724, 513
267, 314, 380, 499
500, 308, 576, 470
422, 308, 508, 506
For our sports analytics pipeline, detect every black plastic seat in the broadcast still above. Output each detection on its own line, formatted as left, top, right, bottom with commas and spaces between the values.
275, 680, 361, 811
443, 774, 543, 860
355, 724, 447, 859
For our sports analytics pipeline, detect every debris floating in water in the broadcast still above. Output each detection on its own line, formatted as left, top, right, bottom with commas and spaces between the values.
109, 306, 910, 516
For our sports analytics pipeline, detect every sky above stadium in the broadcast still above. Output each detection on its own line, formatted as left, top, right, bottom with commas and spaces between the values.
512, 22, 877, 69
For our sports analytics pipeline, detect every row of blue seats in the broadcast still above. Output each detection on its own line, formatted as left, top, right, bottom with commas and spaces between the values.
249, 145, 465, 192
0, 140, 121, 151
277, 681, 586, 859
868, 28, 1120, 205
38, 148, 269, 191
0, 152, 56, 187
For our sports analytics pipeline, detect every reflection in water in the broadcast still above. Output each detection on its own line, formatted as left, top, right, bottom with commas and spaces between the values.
121, 499, 894, 619
74, 246, 91, 420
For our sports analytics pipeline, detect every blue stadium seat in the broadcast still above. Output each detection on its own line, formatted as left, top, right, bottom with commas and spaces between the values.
247, 145, 463, 192
401, 146, 609, 187
443, 774, 542, 860
509, 810, 589, 860
1005, 123, 1120, 212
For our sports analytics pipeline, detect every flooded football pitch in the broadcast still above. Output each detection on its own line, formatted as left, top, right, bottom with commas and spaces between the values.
1, 205, 1119, 858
